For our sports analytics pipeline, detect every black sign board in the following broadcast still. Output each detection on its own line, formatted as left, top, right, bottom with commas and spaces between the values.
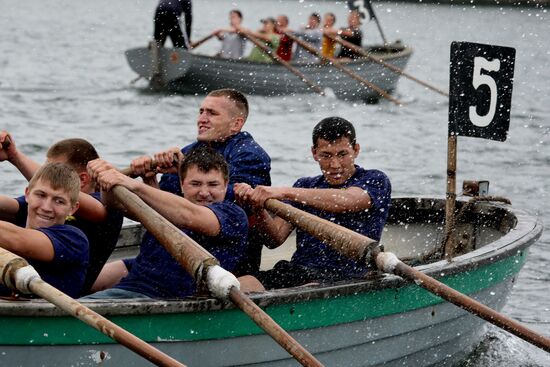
449, 41, 516, 142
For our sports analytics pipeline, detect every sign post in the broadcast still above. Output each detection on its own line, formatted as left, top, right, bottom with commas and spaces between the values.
444, 41, 516, 258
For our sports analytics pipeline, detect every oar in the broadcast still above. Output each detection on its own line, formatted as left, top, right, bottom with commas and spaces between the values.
263, 199, 550, 354
237, 30, 326, 96
284, 31, 402, 106
119, 154, 180, 177
109, 185, 324, 367
326, 34, 449, 97
190, 33, 216, 49
0, 248, 186, 367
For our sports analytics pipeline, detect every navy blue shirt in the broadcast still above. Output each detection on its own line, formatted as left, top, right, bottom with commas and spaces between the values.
9, 196, 89, 298
115, 201, 248, 299
290, 166, 391, 277
159, 131, 271, 201
63, 192, 123, 296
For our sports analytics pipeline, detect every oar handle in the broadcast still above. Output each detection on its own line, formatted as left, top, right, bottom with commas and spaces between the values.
190, 33, 216, 49
0, 247, 186, 367
238, 30, 325, 96
284, 31, 402, 106
376, 251, 550, 353
264, 199, 379, 265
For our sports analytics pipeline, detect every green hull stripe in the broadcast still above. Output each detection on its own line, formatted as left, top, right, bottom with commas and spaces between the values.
0, 250, 526, 345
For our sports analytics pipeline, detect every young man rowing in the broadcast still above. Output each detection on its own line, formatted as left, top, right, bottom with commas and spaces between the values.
129, 88, 270, 276
0, 162, 88, 298
0, 133, 124, 296
235, 117, 391, 289
86, 146, 248, 299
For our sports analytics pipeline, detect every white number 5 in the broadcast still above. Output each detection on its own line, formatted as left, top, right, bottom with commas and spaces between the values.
469, 57, 501, 127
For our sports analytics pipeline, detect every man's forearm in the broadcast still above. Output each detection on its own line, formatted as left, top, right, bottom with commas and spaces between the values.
282, 187, 372, 213
9, 151, 40, 181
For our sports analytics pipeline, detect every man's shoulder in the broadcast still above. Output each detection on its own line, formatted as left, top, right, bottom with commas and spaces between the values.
207, 201, 248, 237
355, 167, 390, 182
227, 132, 270, 158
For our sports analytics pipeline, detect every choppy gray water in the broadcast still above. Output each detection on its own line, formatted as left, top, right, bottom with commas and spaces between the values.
1, 0, 549, 365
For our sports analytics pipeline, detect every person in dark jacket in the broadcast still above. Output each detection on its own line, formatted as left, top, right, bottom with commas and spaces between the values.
153, 0, 192, 48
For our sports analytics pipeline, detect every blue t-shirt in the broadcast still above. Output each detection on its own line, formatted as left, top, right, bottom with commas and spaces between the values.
290, 166, 391, 277
115, 201, 248, 299
10, 196, 89, 298
159, 131, 271, 201
63, 192, 123, 296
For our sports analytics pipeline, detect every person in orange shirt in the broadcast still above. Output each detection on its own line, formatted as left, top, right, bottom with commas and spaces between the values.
321, 12, 337, 58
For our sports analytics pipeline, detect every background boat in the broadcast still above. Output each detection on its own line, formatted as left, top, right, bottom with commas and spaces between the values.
0, 197, 542, 366
125, 43, 412, 102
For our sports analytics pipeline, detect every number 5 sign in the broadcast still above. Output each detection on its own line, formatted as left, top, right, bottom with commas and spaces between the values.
449, 41, 516, 142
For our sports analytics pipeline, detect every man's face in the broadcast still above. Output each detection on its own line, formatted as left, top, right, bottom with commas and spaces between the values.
312, 137, 360, 186
276, 16, 288, 29
324, 14, 335, 27
308, 16, 320, 29
24, 179, 79, 229
197, 96, 243, 143
229, 12, 241, 27
180, 165, 227, 206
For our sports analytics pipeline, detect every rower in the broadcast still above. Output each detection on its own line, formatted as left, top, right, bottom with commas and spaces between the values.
126, 88, 271, 277
235, 117, 392, 290
291, 13, 323, 63
0, 162, 88, 298
242, 17, 281, 63
324, 10, 363, 59
0, 133, 123, 296
214, 9, 246, 59
85, 146, 248, 299
321, 12, 337, 58
275, 15, 293, 61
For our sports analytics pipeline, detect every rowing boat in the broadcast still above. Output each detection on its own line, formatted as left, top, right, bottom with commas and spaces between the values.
124, 43, 412, 102
0, 197, 542, 366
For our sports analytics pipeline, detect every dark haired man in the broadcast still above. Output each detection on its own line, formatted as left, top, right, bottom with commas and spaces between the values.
275, 15, 293, 61
292, 13, 323, 63
235, 117, 391, 289
131, 88, 270, 200
0, 162, 88, 298
0, 133, 123, 295
86, 146, 248, 299
214, 10, 246, 59
129, 88, 271, 275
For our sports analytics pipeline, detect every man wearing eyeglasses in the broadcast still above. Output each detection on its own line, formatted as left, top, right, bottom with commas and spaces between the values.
235, 116, 391, 289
